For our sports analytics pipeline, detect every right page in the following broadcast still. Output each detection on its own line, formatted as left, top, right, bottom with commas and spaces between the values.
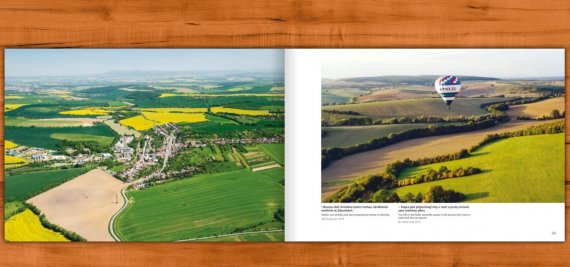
285, 49, 565, 242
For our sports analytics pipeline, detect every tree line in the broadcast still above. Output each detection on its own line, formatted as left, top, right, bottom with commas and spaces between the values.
369, 186, 466, 203
516, 109, 565, 121
24, 202, 86, 241
322, 113, 503, 127
506, 94, 558, 105
326, 149, 477, 203
322, 110, 361, 115
478, 94, 562, 114
468, 120, 565, 152
326, 120, 565, 203
329, 182, 466, 203
56, 139, 111, 156
321, 114, 510, 169
396, 166, 481, 187
323, 94, 561, 128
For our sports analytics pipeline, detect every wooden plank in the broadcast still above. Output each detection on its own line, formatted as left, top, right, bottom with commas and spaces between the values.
0, 0, 567, 48
1, 0, 569, 266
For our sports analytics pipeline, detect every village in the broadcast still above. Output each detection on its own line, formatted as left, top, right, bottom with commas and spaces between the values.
6, 121, 283, 191
5, 145, 112, 167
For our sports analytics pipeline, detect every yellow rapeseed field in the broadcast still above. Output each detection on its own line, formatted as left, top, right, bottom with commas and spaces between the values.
5, 96, 24, 99
140, 108, 208, 113
120, 111, 208, 131
159, 93, 284, 98
5, 209, 69, 242
5, 104, 26, 112
119, 115, 157, 131
142, 112, 207, 124
5, 155, 28, 169
211, 106, 270, 116
60, 108, 112, 116
5, 140, 19, 149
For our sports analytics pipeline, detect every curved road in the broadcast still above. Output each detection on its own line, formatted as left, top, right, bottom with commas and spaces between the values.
108, 187, 129, 241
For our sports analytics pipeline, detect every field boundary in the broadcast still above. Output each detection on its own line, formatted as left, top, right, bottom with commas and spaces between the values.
175, 229, 284, 242
108, 187, 129, 241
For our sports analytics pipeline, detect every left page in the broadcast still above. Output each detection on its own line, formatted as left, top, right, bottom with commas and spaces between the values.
4, 49, 285, 242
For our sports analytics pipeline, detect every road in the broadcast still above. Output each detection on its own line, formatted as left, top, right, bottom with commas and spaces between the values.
160, 134, 175, 173
108, 187, 129, 241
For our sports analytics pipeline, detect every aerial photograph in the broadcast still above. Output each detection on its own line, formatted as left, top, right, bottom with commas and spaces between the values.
321, 49, 565, 203
4, 49, 285, 242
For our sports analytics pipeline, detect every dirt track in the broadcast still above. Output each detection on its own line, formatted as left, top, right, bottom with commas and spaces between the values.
321, 120, 551, 197
28, 169, 126, 241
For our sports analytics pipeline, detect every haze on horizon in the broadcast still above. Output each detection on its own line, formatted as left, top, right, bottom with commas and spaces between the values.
321, 49, 564, 79
5, 49, 284, 78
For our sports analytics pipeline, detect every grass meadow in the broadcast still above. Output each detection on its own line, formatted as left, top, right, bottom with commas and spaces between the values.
5, 125, 116, 150
5, 167, 92, 202
321, 124, 455, 148
322, 98, 510, 119
258, 144, 285, 165
200, 231, 284, 241
392, 133, 565, 202
114, 168, 284, 241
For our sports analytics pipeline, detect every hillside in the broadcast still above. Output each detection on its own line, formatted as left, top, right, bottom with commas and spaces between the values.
392, 133, 564, 202
322, 123, 457, 148
322, 97, 509, 119
337, 75, 500, 85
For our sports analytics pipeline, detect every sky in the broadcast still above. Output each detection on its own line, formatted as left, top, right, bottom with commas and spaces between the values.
321, 49, 565, 79
5, 49, 284, 77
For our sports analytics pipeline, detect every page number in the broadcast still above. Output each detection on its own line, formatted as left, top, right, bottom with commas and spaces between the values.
552, 231, 557, 235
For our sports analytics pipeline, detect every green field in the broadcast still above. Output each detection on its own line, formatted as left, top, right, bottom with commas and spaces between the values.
5, 103, 104, 118
204, 113, 239, 124
200, 231, 284, 241
104, 119, 141, 138
5, 125, 116, 150
50, 133, 115, 146
322, 124, 453, 148
322, 98, 510, 119
134, 94, 283, 109
110, 164, 129, 172
4, 201, 25, 220
114, 168, 284, 241
392, 133, 565, 202
5, 167, 92, 202
5, 117, 94, 127
183, 121, 283, 136
322, 88, 364, 104
258, 144, 284, 165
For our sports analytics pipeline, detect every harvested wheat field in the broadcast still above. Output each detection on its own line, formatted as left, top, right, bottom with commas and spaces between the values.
507, 97, 565, 119
38, 118, 104, 127
321, 119, 554, 198
27, 169, 126, 241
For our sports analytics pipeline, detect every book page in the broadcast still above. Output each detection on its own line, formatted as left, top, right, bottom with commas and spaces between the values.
285, 49, 565, 241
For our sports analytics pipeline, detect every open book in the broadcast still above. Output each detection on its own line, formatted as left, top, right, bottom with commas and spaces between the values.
4, 49, 565, 242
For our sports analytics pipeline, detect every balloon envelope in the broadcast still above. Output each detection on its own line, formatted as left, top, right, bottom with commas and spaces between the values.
434, 75, 461, 106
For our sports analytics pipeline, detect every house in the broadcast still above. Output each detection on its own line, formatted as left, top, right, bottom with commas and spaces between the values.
51, 155, 68, 161
31, 154, 48, 161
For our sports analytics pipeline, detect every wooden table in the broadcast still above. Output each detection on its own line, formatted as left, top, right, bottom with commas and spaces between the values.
1, 0, 569, 266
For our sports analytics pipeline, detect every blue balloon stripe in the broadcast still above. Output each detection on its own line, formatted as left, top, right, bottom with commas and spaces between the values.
440, 92, 458, 97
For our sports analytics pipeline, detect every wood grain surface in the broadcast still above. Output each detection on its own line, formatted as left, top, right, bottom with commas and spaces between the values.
1, 0, 569, 266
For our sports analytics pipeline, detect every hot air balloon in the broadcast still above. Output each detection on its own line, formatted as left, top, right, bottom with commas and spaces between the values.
434, 75, 461, 110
